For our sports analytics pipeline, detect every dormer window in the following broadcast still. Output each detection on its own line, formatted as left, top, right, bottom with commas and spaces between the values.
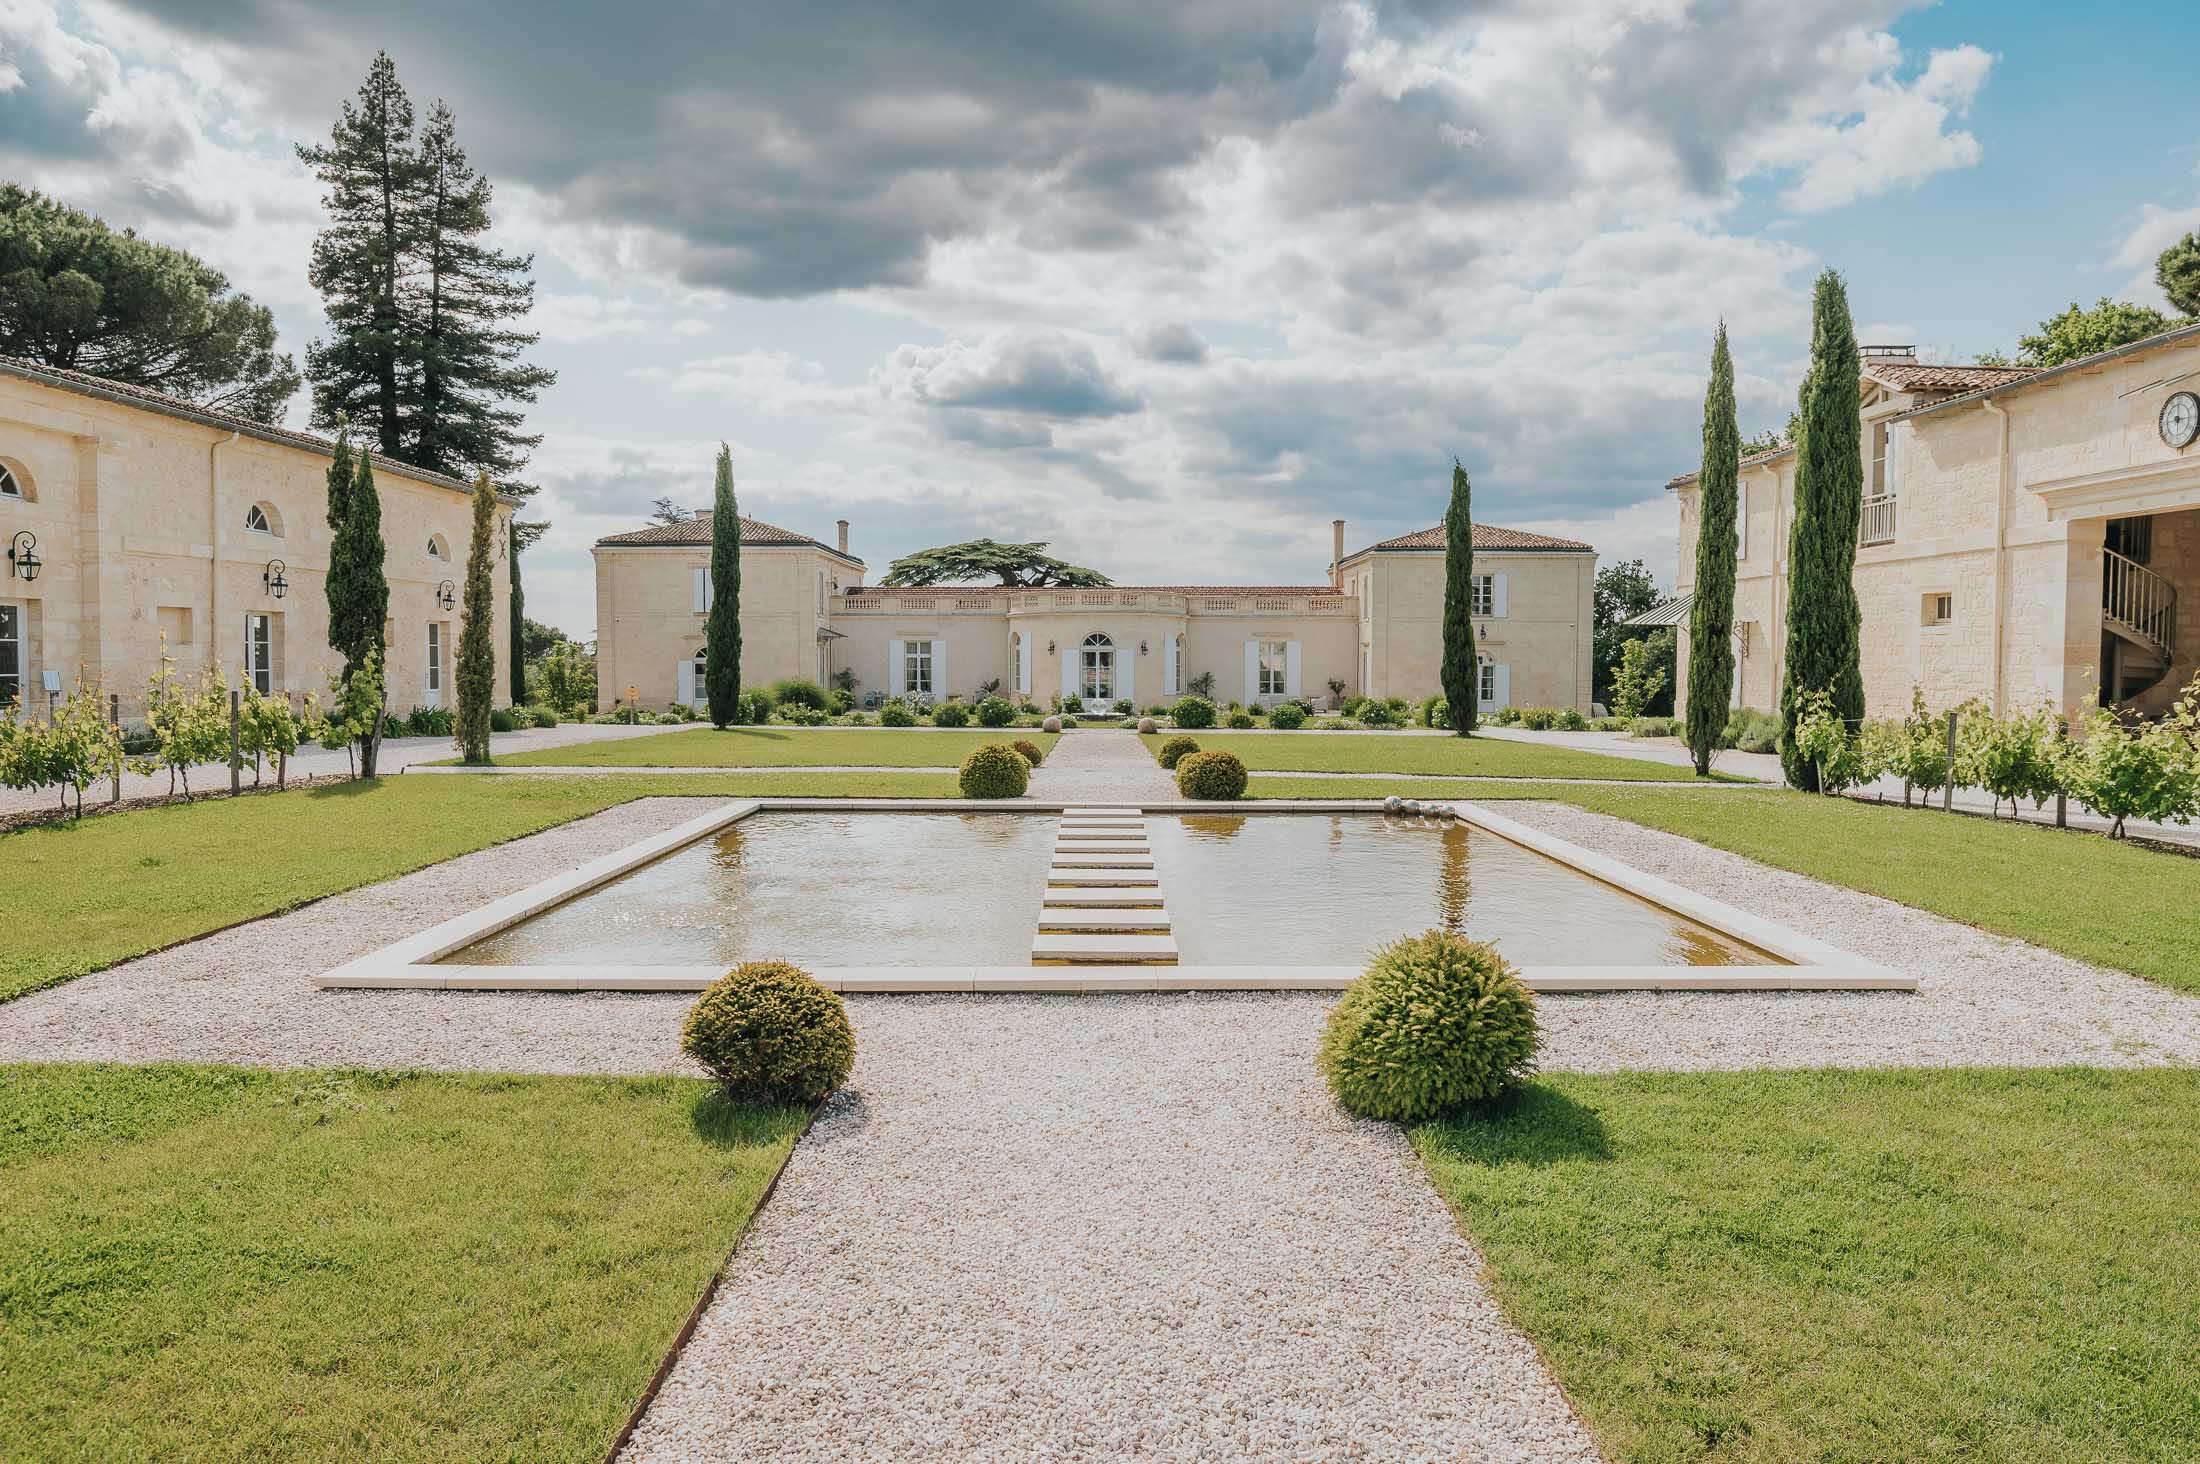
244, 502, 281, 536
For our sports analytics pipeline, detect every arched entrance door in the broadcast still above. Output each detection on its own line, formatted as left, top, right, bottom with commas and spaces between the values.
1080, 633, 1115, 704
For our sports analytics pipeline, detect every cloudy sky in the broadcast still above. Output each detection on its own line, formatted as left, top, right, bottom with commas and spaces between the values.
4, 1, 2196, 636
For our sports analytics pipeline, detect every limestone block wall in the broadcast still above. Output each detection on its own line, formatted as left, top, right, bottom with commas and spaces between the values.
0, 371, 508, 716
593, 542, 856, 709
1348, 549, 1595, 710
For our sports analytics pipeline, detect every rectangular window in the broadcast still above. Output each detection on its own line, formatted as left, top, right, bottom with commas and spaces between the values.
427, 621, 445, 694
1870, 422, 1888, 496
0, 603, 19, 706
1258, 640, 1289, 697
905, 640, 932, 696
245, 613, 273, 695
1924, 593, 1953, 627
1470, 574, 1494, 617
1478, 661, 1495, 707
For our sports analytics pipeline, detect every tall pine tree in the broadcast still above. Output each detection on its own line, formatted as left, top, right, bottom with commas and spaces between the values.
508, 519, 527, 704
299, 55, 554, 502
1779, 269, 1866, 789
454, 472, 498, 763
705, 446, 743, 727
1440, 459, 1479, 736
1686, 322, 1739, 776
327, 450, 390, 774
298, 52, 418, 459
412, 102, 554, 481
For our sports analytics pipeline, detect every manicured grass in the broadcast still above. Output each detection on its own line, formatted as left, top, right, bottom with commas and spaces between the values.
1418, 1068, 2200, 1462
1143, 731, 1742, 781
485, 726, 1059, 768
1243, 776, 1770, 800
0, 1062, 805, 1462
0, 771, 955, 1003
1543, 784, 2200, 994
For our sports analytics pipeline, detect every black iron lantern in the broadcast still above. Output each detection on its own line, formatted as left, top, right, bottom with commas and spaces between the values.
263, 558, 288, 599
435, 578, 457, 611
7, 531, 38, 583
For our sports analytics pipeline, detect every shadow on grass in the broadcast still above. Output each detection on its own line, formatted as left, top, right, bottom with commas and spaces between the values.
688, 1086, 811, 1148
1415, 1082, 1613, 1168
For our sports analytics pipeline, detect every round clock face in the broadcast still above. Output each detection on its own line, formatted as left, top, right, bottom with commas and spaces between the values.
2163, 391, 2200, 450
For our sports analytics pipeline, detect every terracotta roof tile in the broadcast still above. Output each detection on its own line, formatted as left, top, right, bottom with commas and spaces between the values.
1347, 522, 1594, 556
845, 584, 1341, 596
1667, 441, 1796, 488
0, 353, 492, 496
1866, 362, 2040, 393
595, 512, 860, 559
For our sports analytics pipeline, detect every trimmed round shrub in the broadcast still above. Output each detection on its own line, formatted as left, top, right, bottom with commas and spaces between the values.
1171, 695, 1216, 730
490, 706, 520, 733
931, 700, 970, 728
529, 705, 558, 728
736, 687, 776, 724
879, 699, 917, 727
1267, 701, 1306, 730
975, 696, 1017, 727
1062, 694, 1085, 713
1058, 715, 1079, 728
1317, 931, 1540, 1122
1012, 738, 1045, 766
1042, 715, 1063, 733
1175, 748, 1247, 799
1226, 709, 1256, 729
1554, 707, 1588, 731
1418, 695, 1447, 728
959, 741, 1030, 798
1157, 734, 1201, 769
680, 961, 855, 1104
828, 688, 855, 715
1358, 700, 1398, 727
768, 678, 831, 711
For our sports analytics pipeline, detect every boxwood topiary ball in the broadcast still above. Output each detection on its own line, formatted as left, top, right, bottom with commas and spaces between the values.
1175, 748, 1248, 799
680, 961, 855, 1104
1012, 738, 1046, 766
931, 701, 970, 727
1318, 931, 1539, 1123
1156, 734, 1201, 769
1170, 695, 1216, 730
959, 741, 1031, 798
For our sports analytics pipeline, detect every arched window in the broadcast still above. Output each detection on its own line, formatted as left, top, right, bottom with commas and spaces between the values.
244, 502, 281, 536
427, 534, 449, 561
0, 463, 23, 500
1079, 632, 1115, 703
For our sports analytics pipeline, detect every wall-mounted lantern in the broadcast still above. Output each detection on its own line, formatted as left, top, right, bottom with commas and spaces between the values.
1046, 639, 1056, 657
263, 559, 288, 600
1140, 640, 1149, 656
6, 531, 39, 583
435, 579, 457, 612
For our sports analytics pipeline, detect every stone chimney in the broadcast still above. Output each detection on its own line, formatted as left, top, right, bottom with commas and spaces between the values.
1331, 519, 1346, 588
836, 519, 850, 555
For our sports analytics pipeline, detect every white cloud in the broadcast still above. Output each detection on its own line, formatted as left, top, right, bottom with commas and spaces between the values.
1749, 43, 1993, 213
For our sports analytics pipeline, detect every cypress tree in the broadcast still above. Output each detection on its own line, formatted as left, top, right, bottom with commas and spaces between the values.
1779, 269, 1866, 789
508, 519, 527, 704
323, 430, 353, 533
454, 472, 497, 763
1439, 458, 1479, 736
1686, 322, 1740, 776
327, 450, 389, 773
705, 445, 743, 727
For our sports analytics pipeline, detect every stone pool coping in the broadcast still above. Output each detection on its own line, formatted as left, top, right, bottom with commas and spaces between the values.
314, 798, 1915, 994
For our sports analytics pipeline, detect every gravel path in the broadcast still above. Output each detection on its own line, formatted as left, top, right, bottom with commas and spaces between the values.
618, 995, 1602, 1463
1026, 730, 1180, 804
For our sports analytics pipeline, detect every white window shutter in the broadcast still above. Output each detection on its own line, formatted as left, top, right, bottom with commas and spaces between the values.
1493, 573, 1509, 618
1495, 664, 1510, 710
1284, 641, 1302, 697
1017, 636, 1031, 694
1116, 646, 1132, 709
1061, 643, 1079, 702
692, 568, 708, 613
930, 639, 947, 696
676, 661, 695, 707
887, 638, 905, 695
1243, 641, 1259, 702
1164, 636, 1178, 696
1886, 426, 1902, 496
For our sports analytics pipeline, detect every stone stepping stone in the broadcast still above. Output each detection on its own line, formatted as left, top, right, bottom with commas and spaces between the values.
1063, 807, 1141, 817
1058, 827, 1147, 840
1051, 854, 1155, 869
1054, 840, 1149, 854
1031, 933, 1179, 964
1042, 887, 1167, 907
1037, 910, 1173, 933
1047, 870, 1161, 887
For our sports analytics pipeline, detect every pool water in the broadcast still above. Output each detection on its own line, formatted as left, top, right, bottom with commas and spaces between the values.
444, 811, 1766, 969
1151, 814, 1759, 967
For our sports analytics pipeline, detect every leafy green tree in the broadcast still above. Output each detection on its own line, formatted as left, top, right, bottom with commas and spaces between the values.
648, 495, 690, 526
0, 184, 299, 421
1780, 269, 1866, 789
706, 445, 743, 727
1687, 322, 1740, 775
1439, 459, 1478, 735
2013, 298, 2175, 367
539, 639, 596, 716
882, 539, 1112, 587
1613, 630, 1672, 720
2156, 232, 2200, 319
1592, 559, 1660, 706
321, 645, 386, 779
454, 472, 498, 763
326, 450, 389, 775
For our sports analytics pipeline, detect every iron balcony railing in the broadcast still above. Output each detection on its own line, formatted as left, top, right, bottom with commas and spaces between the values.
1859, 494, 1898, 546
2102, 547, 2177, 660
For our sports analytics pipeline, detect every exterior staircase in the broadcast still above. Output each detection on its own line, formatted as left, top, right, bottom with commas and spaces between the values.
1032, 808, 1178, 964
2102, 548, 2178, 705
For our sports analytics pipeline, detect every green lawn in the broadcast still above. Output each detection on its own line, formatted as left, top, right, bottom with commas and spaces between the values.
1419, 1068, 2200, 1462
0, 771, 955, 1003
1144, 731, 1741, 781
485, 726, 1058, 768
0, 1063, 804, 1462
